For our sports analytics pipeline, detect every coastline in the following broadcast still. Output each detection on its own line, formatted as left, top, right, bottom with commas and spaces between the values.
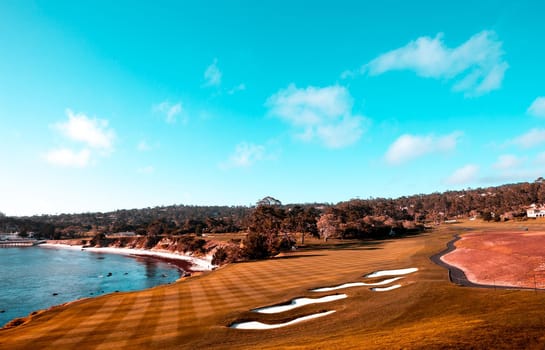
2, 243, 216, 329
40, 243, 215, 273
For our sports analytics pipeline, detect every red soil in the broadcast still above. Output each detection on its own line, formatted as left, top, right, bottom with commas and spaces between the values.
441, 231, 545, 289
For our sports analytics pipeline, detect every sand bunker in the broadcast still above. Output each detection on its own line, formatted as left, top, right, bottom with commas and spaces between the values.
365, 267, 418, 278
253, 294, 347, 314
230, 311, 336, 330
310, 277, 403, 292
440, 232, 545, 289
371, 284, 402, 292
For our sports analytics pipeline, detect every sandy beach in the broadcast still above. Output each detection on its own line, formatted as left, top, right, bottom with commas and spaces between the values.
40, 243, 215, 273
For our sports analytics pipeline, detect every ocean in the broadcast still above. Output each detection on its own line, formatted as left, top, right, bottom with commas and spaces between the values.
0, 246, 181, 326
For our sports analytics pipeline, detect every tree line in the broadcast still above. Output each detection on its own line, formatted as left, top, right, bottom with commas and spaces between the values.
2, 179, 545, 263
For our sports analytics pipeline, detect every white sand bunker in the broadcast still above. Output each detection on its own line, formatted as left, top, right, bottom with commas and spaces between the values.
365, 267, 418, 278
230, 310, 336, 330
253, 294, 347, 314
311, 277, 403, 292
371, 284, 402, 292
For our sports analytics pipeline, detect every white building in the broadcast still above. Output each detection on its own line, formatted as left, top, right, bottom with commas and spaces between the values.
526, 204, 545, 218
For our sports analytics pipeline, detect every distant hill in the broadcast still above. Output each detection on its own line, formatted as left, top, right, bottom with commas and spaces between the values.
2, 178, 544, 240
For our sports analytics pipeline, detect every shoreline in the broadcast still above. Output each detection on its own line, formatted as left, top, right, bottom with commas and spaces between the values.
2, 243, 216, 329
40, 243, 215, 273
430, 233, 543, 291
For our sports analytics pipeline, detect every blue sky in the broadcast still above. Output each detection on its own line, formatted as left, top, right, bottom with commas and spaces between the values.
2, 1, 545, 216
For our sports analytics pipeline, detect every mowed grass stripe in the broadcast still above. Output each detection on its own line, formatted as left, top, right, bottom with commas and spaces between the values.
215, 268, 266, 305
212, 267, 276, 307
85, 292, 144, 349
8, 296, 113, 349
176, 284, 197, 333
187, 279, 214, 320
149, 287, 182, 343
135, 287, 167, 349
2, 235, 450, 349
200, 276, 232, 315
45, 296, 127, 349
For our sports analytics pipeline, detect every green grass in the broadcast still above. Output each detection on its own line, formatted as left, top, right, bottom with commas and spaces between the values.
3, 222, 545, 349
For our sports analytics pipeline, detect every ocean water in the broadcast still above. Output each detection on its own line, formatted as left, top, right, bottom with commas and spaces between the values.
0, 246, 181, 326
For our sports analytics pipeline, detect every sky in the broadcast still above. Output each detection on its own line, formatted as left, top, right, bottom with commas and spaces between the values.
2, 1, 545, 216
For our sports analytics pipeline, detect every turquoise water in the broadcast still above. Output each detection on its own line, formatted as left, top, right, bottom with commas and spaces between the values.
0, 246, 181, 326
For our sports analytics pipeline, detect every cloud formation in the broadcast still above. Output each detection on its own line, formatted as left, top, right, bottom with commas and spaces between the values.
445, 164, 479, 185
493, 154, 524, 170
54, 109, 115, 150
385, 132, 461, 165
227, 83, 246, 95
511, 128, 545, 148
266, 84, 366, 148
349, 30, 507, 96
137, 140, 152, 152
204, 58, 222, 87
153, 101, 183, 123
222, 142, 266, 168
45, 109, 115, 168
527, 97, 545, 117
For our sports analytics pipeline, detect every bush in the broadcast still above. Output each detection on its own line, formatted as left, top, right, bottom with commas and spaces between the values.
177, 236, 207, 254
212, 245, 242, 265
243, 232, 270, 260
144, 235, 161, 249
212, 247, 229, 265
90, 233, 109, 247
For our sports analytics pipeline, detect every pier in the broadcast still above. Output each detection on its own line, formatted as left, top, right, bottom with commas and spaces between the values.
0, 239, 43, 247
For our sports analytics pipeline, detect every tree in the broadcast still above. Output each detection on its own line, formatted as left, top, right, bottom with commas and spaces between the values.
283, 206, 319, 245
243, 201, 290, 258
19, 227, 29, 238
256, 196, 282, 206
317, 213, 339, 241
243, 232, 270, 260
481, 211, 494, 222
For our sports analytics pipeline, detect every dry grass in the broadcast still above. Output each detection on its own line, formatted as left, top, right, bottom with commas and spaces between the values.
3, 222, 545, 349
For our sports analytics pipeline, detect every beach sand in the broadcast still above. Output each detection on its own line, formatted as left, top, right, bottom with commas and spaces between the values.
40, 243, 215, 273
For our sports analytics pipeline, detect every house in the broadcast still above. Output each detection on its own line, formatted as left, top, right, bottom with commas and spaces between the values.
526, 204, 545, 218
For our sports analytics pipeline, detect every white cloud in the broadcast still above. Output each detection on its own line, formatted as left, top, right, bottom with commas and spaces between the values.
266, 84, 366, 148
45, 109, 115, 168
354, 30, 507, 96
137, 140, 152, 152
224, 142, 266, 168
227, 83, 246, 95
204, 58, 222, 87
153, 101, 183, 123
44, 148, 91, 168
55, 109, 115, 150
385, 132, 461, 165
527, 97, 545, 118
512, 128, 545, 148
445, 164, 479, 185
493, 154, 524, 170
137, 165, 155, 174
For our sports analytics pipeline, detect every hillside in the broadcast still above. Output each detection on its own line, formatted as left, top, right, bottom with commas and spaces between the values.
2, 178, 544, 241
